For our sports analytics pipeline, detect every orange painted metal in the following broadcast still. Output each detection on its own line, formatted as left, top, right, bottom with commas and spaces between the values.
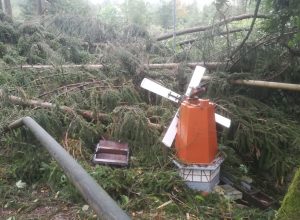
175, 99, 218, 164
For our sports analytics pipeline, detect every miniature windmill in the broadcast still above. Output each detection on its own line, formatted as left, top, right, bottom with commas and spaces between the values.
140, 66, 231, 191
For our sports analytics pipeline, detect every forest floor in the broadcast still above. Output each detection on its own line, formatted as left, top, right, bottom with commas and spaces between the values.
1, 9, 299, 219
0, 186, 91, 220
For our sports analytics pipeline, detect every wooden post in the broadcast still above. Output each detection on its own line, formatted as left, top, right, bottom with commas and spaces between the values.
0, 89, 162, 130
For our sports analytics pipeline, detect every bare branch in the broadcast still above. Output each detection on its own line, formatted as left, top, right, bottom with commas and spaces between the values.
229, 0, 262, 60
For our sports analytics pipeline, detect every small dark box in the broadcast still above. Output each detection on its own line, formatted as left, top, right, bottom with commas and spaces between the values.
93, 140, 129, 166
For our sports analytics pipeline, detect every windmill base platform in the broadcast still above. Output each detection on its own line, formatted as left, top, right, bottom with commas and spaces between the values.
173, 156, 224, 192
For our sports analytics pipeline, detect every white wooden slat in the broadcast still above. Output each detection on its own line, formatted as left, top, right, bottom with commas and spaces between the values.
141, 78, 181, 103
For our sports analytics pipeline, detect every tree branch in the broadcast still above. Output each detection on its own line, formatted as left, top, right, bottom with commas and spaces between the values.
229, 0, 262, 59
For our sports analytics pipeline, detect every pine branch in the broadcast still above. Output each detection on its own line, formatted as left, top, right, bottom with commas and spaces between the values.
229, 0, 262, 60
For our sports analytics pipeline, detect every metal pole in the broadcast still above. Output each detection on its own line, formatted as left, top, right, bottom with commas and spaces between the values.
173, 0, 176, 51
6, 117, 131, 220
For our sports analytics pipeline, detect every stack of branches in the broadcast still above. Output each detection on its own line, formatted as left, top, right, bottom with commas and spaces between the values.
0, 7, 299, 214
1, 3, 300, 218
223, 96, 300, 183
0, 62, 164, 147
17, 23, 90, 65
45, 14, 151, 45
46, 14, 117, 43
206, 75, 300, 184
2, 48, 299, 187
0, 46, 293, 220
0, 15, 91, 66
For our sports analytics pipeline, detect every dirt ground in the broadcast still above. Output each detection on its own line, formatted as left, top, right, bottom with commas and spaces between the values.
0, 184, 97, 220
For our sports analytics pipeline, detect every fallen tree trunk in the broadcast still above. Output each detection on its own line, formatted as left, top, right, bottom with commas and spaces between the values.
20, 62, 230, 71
145, 62, 227, 71
0, 90, 162, 130
156, 14, 269, 41
21, 64, 104, 69
230, 79, 300, 92
0, 89, 108, 121
202, 76, 300, 92
178, 28, 250, 46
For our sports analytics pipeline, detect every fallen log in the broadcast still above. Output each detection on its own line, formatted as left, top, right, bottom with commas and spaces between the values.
21, 64, 104, 70
156, 14, 269, 41
178, 28, 250, 46
0, 90, 162, 130
230, 79, 300, 92
0, 89, 109, 121
145, 62, 227, 71
202, 76, 300, 92
20, 62, 229, 71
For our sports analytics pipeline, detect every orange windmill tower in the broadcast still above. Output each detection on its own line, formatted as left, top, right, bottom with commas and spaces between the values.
140, 66, 231, 192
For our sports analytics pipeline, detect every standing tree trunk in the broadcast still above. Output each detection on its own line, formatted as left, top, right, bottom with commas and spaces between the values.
0, 0, 3, 11
37, 0, 44, 15
3, 0, 12, 17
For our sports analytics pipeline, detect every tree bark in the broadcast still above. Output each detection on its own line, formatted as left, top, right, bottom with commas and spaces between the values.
0, 0, 3, 10
0, 89, 108, 122
230, 79, 300, 92
156, 14, 269, 41
19, 62, 230, 71
202, 76, 300, 92
36, 0, 44, 15
3, 0, 12, 17
178, 28, 250, 46
0, 90, 162, 130
21, 64, 104, 70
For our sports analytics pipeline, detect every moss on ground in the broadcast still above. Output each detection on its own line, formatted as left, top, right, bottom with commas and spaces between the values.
276, 168, 300, 220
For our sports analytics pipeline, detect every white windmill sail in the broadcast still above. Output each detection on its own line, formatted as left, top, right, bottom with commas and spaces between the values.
162, 66, 206, 147
161, 110, 179, 147
141, 78, 181, 103
140, 65, 231, 148
185, 66, 206, 96
215, 113, 231, 128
